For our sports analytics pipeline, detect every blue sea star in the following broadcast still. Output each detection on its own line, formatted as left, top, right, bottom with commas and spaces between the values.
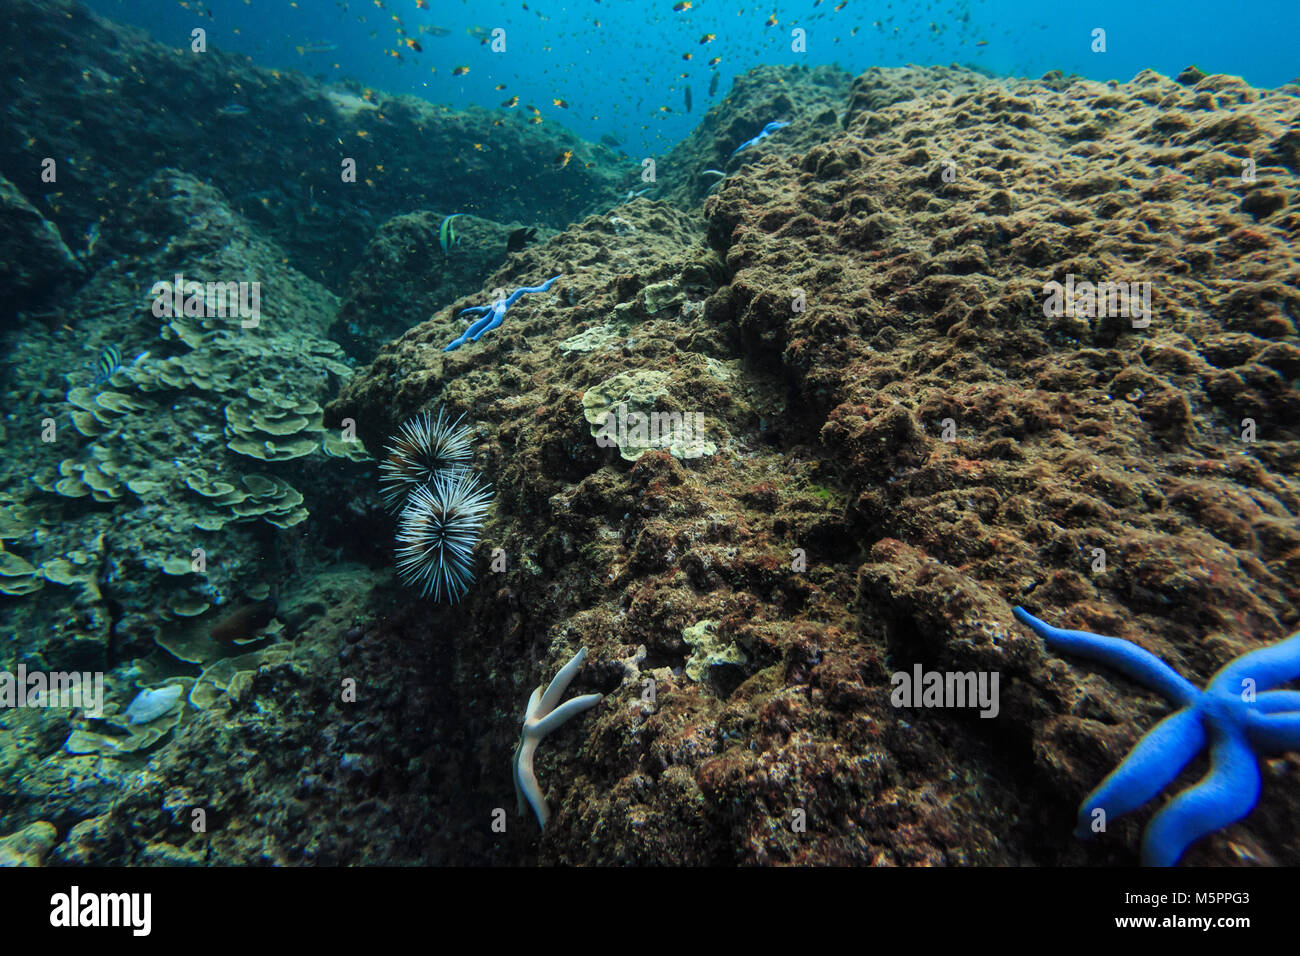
513, 647, 602, 830
1014, 606, 1300, 866
443, 275, 562, 352
728, 119, 791, 159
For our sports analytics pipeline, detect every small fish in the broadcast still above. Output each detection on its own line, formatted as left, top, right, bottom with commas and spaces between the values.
217, 103, 250, 116
93, 347, 149, 385
554, 149, 573, 169
439, 213, 462, 255
684, 85, 692, 112
708, 56, 721, 67
421, 25, 450, 37
93, 345, 121, 384
467, 25, 491, 41
501, 95, 519, 108
975, 40, 989, 47
452, 65, 470, 76
699, 33, 715, 44
673, 1, 691, 10
296, 41, 339, 55
125, 685, 183, 725
526, 104, 541, 115
495, 83, 508, 90
765, 15, 778, 26
210, 598, 277, 645
404, 38, 422, 52
506, 226, 537, 253
553, 98, 569, 109
682, 52, 692, 60
708, 72, 720, 96
416, 0, 429, 8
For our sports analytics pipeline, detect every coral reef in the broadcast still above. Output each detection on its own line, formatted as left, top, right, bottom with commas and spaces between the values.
1, 0, 1297, 869
0, 169, 370, 672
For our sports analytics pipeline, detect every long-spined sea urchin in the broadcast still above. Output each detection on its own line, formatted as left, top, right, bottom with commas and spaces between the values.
378, 407, 473, 511
394, 470, 494, 602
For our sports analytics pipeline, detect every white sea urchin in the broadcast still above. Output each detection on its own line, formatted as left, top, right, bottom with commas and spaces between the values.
378, 407, 474, 511
394, 470, 494, 602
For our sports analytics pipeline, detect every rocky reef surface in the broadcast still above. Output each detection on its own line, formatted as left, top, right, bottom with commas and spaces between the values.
1, 0, 1297, 869
329, 64, 1300, 866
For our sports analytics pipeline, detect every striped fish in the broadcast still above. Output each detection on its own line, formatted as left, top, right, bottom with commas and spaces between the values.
439, 214, 462, 256
92, 345, 122, 385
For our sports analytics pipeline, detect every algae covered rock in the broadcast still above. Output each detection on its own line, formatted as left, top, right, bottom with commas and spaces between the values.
0, 172, 82, 321
328, 210, 547, 361
0, 820, 59, 866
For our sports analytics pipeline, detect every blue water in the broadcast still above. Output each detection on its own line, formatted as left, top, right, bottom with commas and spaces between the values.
81, 0, 1300, 158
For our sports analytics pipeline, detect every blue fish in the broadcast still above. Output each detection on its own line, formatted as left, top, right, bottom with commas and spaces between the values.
729, 120, 791, 158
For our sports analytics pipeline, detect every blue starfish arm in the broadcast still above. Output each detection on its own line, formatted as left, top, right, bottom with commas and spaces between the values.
1013, 607, 1200, 705
444, 309, 498, 352
1257, 690, 1300, 713
1208, 632, 1300, 696
539, 646, 587, 714
468, 305, 505, 342
1140, 726, 1261, 866
729, 121, 791, 157
1246, 710, 1300, 754
533, 693, 603, 737
459, 305, 493, 317
1074, 708, 1205, 839
502, 274, 562, 308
